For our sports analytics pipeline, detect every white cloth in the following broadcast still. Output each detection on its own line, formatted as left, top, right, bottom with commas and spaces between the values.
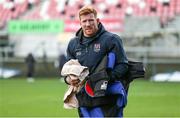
61, 59, 89, 109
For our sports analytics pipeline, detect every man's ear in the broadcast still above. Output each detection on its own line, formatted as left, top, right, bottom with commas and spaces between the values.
79, 20, 82, 26
97, 18, 100, 23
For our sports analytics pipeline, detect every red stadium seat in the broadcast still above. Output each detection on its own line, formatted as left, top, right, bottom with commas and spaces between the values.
0, 0, 41, 29
0, 0, 179, 30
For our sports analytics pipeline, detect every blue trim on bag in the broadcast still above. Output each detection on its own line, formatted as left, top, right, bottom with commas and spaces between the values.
106, 81, 127, 107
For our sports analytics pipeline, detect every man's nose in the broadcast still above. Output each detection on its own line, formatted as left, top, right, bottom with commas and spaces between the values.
85, 21, 91, 26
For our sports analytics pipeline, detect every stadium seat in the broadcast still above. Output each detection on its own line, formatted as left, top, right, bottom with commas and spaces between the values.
0, 0, 41, 29
1, 0, 180, 30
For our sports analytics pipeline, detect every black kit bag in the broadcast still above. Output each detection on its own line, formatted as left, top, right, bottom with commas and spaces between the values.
85, 53, 146, 97
121, 60, 146, 93
85, 54, 109, 97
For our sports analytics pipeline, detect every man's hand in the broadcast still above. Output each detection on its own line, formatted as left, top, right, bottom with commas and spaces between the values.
66, 74, 80, 87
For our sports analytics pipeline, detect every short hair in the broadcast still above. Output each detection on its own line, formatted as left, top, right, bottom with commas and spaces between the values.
78, 5, 97, 19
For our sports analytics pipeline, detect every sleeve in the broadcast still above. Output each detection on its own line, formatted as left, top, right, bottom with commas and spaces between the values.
66, 39, 76, 61
63, 39, 76, 84
107, 34, 129, 81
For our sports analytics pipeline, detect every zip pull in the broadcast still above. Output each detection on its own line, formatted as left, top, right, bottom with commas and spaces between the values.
86, 47, 88, 52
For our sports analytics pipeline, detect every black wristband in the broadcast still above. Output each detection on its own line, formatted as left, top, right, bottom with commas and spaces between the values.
64, 76, 70, 85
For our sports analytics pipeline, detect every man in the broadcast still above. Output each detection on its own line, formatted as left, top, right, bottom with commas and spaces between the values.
25, 53, 36, 83
64, 5, 128, 117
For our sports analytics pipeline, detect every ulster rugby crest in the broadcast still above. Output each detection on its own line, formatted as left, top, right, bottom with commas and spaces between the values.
76, 51, 81, 56
94, 43, 101, 52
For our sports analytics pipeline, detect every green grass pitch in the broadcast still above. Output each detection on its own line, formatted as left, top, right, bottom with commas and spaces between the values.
0, 78, 180, 117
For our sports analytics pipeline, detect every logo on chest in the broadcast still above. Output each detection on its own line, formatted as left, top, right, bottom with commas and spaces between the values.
94, 43, 101, 52
76, 51, 81, 56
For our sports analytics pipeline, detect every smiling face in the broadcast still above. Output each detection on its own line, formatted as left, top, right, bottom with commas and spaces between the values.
80, 13, 99, 37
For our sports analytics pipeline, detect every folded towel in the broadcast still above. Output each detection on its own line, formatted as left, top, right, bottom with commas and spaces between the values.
61, 59, 89, 109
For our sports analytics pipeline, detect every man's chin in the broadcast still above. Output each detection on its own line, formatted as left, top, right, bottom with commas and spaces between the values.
85, 32, 93, 37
